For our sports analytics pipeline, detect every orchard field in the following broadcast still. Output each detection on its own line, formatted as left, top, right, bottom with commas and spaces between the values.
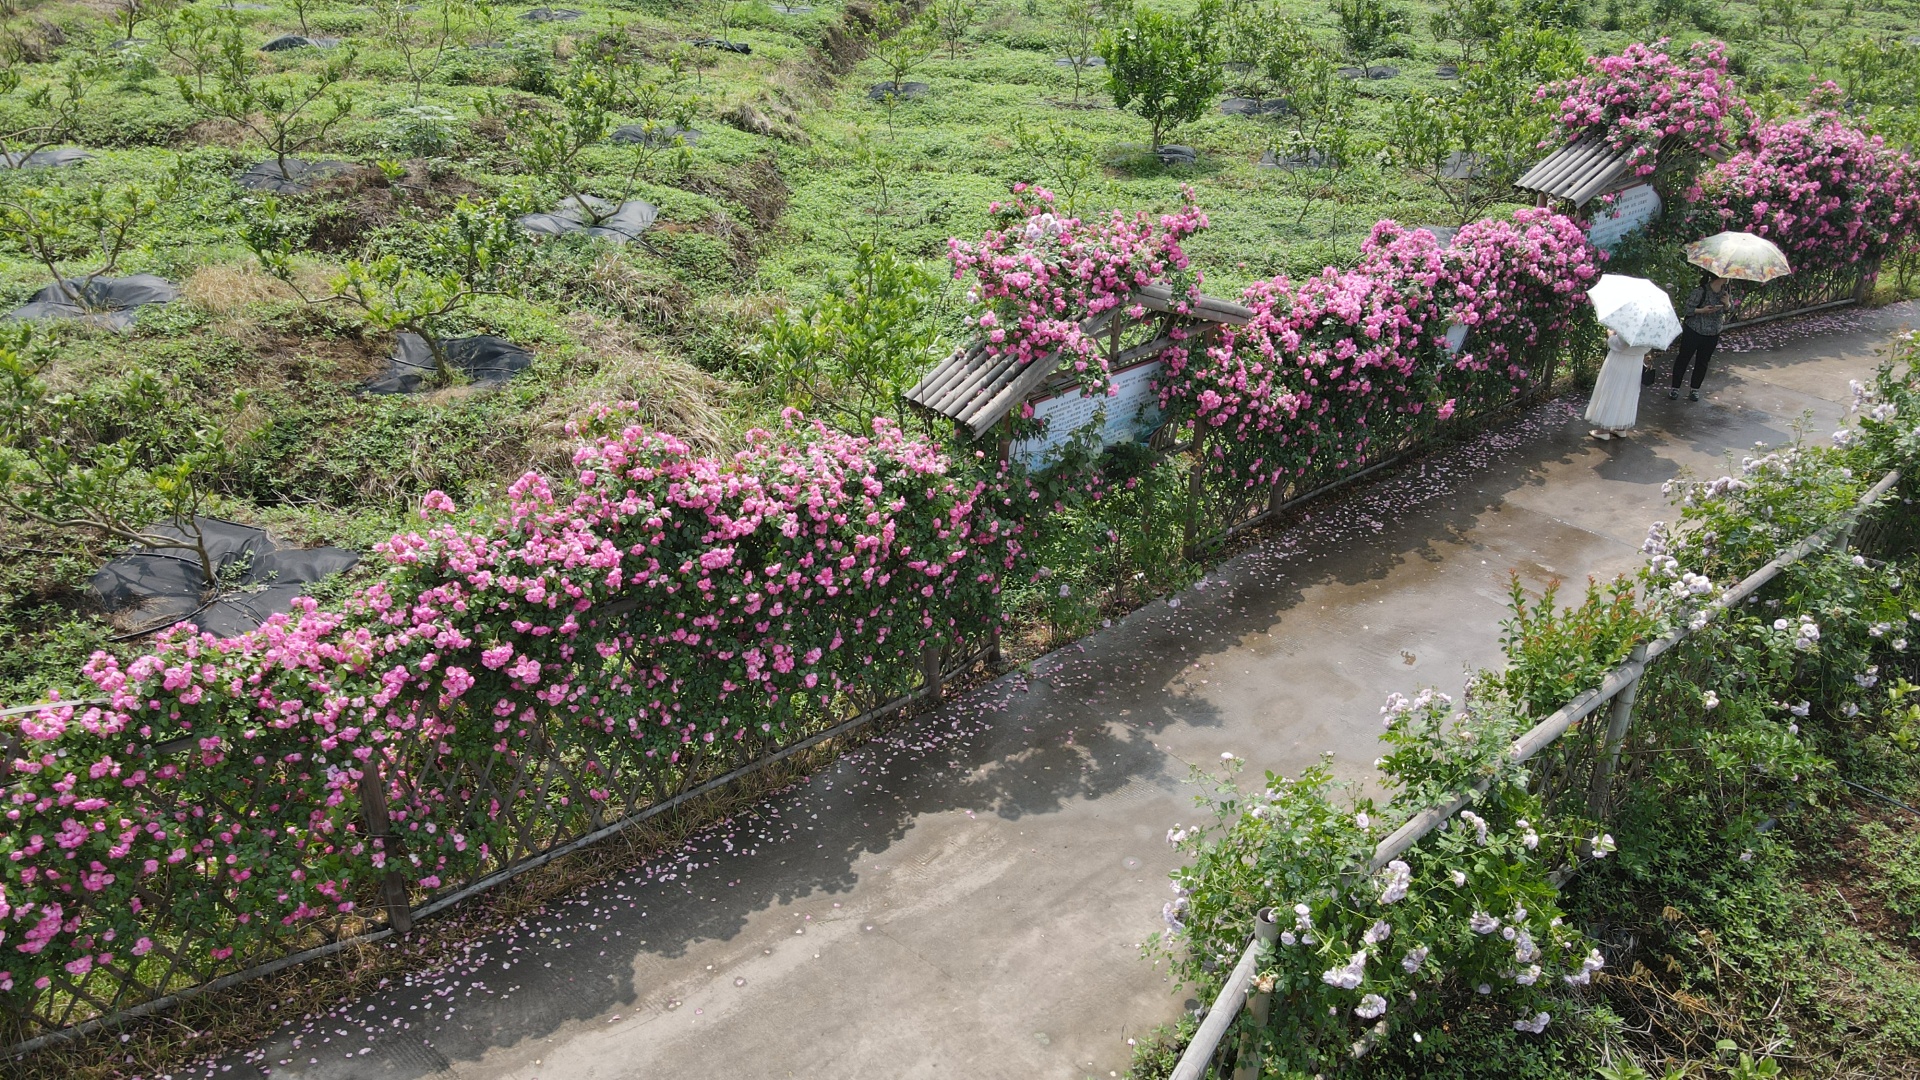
1, 0, 1917, 700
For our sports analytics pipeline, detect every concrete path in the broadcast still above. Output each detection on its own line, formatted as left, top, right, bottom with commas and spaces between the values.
205, 303, 1915, 1080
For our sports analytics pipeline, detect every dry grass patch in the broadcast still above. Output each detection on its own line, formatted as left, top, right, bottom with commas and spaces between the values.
181, 260, 316, 315
520, 312, 742, 474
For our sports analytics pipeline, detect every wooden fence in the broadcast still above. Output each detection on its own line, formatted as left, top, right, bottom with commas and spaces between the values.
1724, 258, 1879, 330
1167, 467, 1906, 1080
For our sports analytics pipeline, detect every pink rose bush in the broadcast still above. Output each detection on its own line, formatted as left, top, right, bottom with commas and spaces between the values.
1684, 108, 1920, 275
1541, 40, 1748, 176
948, 185, 1208, 397
1157, 210, 1599, 491
0, 414, 1016, 1017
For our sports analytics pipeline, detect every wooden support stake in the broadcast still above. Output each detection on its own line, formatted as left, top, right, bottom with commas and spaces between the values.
1586, 644, 1647, 820
1266, 472, 1288, 517
1183, 427, 1208, 557
921, 642, 944, 703
1855, 256, 1882, 303
357, 762, 413, 936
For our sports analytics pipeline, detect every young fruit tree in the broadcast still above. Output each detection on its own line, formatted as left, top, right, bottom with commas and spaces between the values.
372, 0, 477, 106
505, 48, 629, 210
755, 239, 941, 430
0, 60, 101, 168
1389, 26, 1582, 225
0, 166, 183, 306
156, 6, 225, 95
0, 328, 241, 591
931, 0, 978, 59
244, 196, 521, 386
1428, 0, 1504, 65
108, 0, 184, 44
618, 72, 702, 185
1099, 0, 1225, 151
1330, 0, 1407, 76
1266, 48, 1363, 231
177, 22, 358, 178
1012, 116, 1100, 216
866, 1, 936, 93
1056, 0, 1101, 103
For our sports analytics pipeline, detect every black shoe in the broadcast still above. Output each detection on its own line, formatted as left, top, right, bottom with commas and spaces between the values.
1688, 390, 1699, 402
1668, 389, 1679, 399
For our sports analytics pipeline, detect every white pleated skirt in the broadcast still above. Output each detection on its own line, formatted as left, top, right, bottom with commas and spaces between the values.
1585, 346, 1647, 431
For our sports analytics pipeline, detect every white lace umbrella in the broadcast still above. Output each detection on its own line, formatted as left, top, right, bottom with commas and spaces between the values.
1585, 274, 1682, 349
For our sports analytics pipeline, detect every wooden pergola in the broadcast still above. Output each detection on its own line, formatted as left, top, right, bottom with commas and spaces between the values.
902, 283, 1253, 444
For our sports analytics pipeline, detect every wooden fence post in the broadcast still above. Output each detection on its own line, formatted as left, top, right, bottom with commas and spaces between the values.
1586, 644, 1648, 820
358, 760, 413, 935
1266, 470, 1290, 517
1855, 256, 1882, 303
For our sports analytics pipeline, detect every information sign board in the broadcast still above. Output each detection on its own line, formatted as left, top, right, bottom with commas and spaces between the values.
1010, 360, 1164, 469
1587, 184, 1662, 251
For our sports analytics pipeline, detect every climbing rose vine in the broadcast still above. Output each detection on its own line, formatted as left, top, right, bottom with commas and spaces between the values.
1540, 39, 1748, 175
1156, 210, 1599, 491
1684, 106, 1920, 276
0, 414, 1017, 1011
947, 185, 1207, 398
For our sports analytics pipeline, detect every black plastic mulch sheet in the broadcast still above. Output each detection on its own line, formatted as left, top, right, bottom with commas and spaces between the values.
515, 194, 657, 243
365, 332, 534, 394
234, 158, 359, 193
0, 147, 89, 167
6, 275, 177, 330
92, 517, 360, 638
261, 34, 341, 50
689, 37, 751, 52
866, 80, 928, 100
520, 6, 582, 19
1257, 147, 1333, 171
1219, 96, 1289, 116
610, 124, 702, 146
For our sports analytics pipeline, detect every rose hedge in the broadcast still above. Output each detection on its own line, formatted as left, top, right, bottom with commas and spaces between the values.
1683, 107, 1920, 276
0, 414, 1018, 1012
1155, 210, 1600, 491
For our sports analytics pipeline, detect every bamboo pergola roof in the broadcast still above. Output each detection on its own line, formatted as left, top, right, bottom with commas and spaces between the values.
1514, 133, 1678, 209
904, 284, 1252, 439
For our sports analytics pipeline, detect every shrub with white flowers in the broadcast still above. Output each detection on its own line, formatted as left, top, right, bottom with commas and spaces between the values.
1156, 689, 1604, 1070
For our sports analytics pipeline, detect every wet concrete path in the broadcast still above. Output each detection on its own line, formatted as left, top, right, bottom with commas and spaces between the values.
205, 303, 1915, 1080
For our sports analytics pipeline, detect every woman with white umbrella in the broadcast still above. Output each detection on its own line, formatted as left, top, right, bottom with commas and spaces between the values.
1583, 274, 1683, 441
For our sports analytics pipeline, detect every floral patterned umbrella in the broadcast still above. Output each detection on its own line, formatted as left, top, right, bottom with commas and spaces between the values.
1685, 231, 1793, 283
1585, 274, 1682, 349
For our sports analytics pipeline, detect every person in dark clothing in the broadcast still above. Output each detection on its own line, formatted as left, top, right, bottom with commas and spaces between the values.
1671, 272, 1736, 401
